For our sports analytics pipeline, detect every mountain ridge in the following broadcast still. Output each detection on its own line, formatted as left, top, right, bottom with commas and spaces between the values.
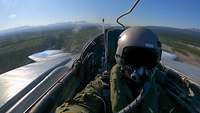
0, 22, 199, 40
0, 21, 102, 38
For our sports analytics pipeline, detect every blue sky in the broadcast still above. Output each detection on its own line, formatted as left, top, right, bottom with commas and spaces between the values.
0, 0, 200, 30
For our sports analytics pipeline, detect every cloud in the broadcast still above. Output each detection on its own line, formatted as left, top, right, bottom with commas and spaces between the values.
8, 14, 17, 19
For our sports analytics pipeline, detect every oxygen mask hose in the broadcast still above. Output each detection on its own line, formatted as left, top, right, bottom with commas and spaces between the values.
116, 0, 141, 29
118, 81, 152, 113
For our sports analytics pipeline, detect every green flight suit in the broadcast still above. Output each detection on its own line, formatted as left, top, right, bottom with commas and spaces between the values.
110, 64, 134, 113
56, 64, 187, 113
56, 76, 104, 113
110, 64, 187, 113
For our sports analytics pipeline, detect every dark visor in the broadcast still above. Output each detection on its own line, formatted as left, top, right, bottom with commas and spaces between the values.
122, 47, 158, 68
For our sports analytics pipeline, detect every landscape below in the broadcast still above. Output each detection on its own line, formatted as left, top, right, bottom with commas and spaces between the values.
0, 22, 199, 74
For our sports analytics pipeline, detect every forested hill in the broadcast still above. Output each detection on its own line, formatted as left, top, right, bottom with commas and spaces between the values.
148, 26, 200, 67
0, 22, 102, 74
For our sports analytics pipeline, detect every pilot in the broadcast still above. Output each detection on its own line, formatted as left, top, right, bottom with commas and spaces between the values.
56, 27, 186, 113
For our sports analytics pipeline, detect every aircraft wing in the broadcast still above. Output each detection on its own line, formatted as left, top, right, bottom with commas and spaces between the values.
0, 50, 78, 113
162, 51, 200, 83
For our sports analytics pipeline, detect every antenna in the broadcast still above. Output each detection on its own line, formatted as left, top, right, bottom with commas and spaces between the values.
102, 18, 105, 35
102, 18, 108, 71
116, 0, 141, 29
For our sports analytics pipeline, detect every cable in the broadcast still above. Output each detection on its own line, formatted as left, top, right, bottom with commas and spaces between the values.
116, 0, 141, 29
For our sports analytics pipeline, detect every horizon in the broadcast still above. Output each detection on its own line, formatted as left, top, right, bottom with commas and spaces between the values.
0, 0, 200, 31
0, 21, 199, 33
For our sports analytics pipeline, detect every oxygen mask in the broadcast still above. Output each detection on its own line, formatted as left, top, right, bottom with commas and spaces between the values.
122, 65, 153, 83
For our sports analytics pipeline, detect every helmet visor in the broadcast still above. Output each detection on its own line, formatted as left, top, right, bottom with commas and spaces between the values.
122, 47, 158, 68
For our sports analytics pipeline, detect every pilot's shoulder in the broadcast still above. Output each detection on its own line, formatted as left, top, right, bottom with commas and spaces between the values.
153, 66, 167, 84
111, 64, 121, 73
110, 64, 123, 80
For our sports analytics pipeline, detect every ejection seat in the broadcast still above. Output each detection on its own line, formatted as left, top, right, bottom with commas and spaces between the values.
106, 28, 124, 69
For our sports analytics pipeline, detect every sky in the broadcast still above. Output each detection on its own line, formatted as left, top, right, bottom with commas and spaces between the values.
0, 0, 200, 30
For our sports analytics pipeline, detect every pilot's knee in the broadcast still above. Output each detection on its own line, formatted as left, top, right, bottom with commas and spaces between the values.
56, 103, 90, 113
